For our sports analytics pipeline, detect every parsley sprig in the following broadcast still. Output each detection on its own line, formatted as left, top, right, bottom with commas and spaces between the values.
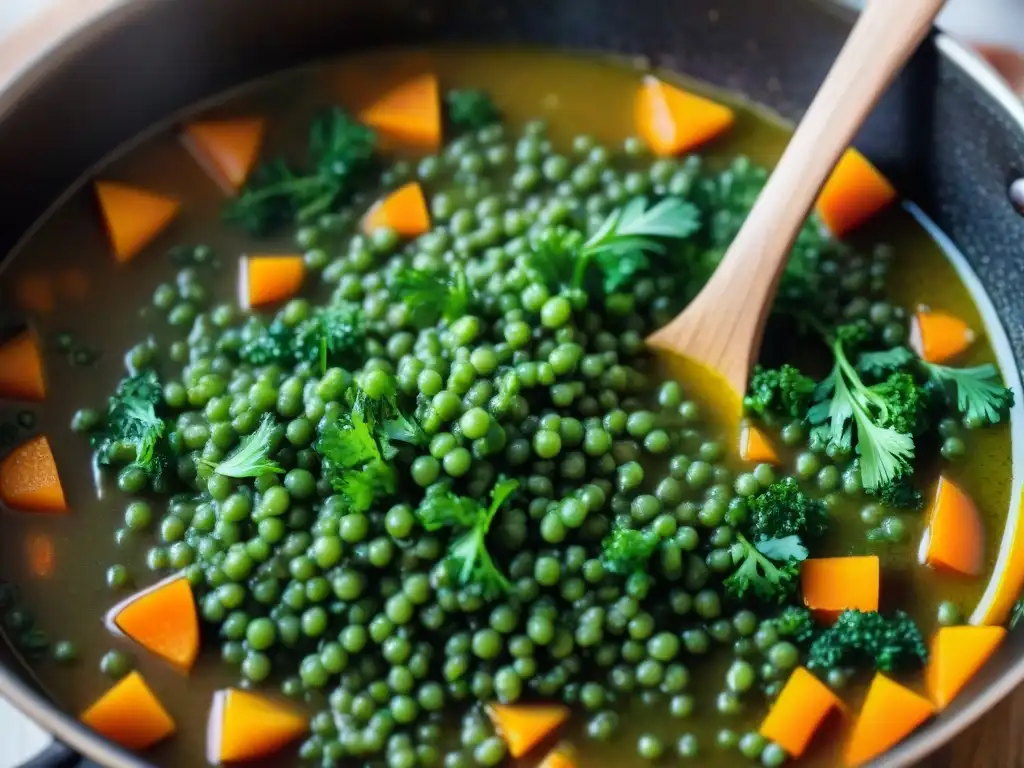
525, 196, 700, 296
90, 370, 170, 483
225, 108, 376, 235
390, 268, 470, 325
203, 414, 283, 478
416, 479, 519, 598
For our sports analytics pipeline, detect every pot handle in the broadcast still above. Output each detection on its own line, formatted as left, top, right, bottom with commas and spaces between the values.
17, 739, 90, 768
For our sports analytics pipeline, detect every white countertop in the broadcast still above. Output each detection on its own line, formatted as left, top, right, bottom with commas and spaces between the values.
0, 0, 1019, 766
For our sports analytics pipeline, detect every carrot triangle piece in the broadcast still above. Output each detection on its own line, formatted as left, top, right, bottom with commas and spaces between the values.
801, 556, 879, 619
844, 673, 935, 767
760, 667, 845, 758
183, 117, 265, 192
362, 181, 431, 237
635, 75, 735, 157
208, 688, 308, 763
0, 330, 46, 401
358, 73, 441, 153
919, 475, 985, 577
925, 625, 1006, 710
109, 574, 200, 672
816, 148, 897, 237
486, 702, 570, 759
910, 310, 975, 364
739, 421, 780, 465
0, 435, 66, 513
81, 671, 176, 751
95, 181, 180, 263
240, 254, 305, 309
538, 742, 577, 768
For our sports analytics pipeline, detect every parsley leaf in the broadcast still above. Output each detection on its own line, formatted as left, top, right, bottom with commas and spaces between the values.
225, 108, 376, 235
925, 362, 1014, 425
754, 535, 809, 563
524, 197, 700, 296
601, 524, 661, 575
204, 414, 283, 478
91, 370, 169, 481
808, 331, 916, 490
724, 532, 801, 603
415, 479, 518, 598
856, 347, 916, 378
390, 268, 471, 325
445, 89, 500, 130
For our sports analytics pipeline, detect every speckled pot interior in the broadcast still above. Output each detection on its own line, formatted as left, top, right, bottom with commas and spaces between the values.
1, 0, 1023, 766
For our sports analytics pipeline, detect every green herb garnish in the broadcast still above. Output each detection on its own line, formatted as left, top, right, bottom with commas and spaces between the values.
445, 89, 500, 130
91, 370, 169, 481
203, 414, 283, 478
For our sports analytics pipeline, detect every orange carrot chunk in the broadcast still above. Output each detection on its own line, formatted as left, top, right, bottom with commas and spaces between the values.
80, 671, 175, 751
909, 310, 975, 364
485, 702, 570, 759
15, 273, 54, 314
844, 673, 935, 767
183, 117, 266, 192
816, 148, 897, 237
760, 667, 845, 758
739, 421, 780, 465
925, 625, 1006, 709
0, 330, 46, 401
538, 742, 577, 768
0, 435, 66, 513
362, 181, 431, 237
207, 688, 308, 764
358, 73, 441, 153
920, 475, 984, 577
635, 75, 735, 157
95, 181, 180, 263
801, 556, 879, 619
26, 532, 55, 578
240, 255, 305, 309
110, 574, 200, 672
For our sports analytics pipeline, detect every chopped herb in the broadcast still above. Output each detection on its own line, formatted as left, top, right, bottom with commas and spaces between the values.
292, 301, 365, 373
91, 370, 169, 481
445, 89, 500, 130
225, 107, 376, 235
202, 415, 283, 478
391, 268, 471, 325
744, 364, 816, 420
601, 524, 661, 575
415, 479, 518, 598
525, 197, 700, 295
926, 362, 1014, 425
807, 609, 928, 673
724, 532, 801, 603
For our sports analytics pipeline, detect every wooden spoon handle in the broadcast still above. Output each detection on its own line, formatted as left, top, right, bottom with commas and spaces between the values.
656, 0, 944, 392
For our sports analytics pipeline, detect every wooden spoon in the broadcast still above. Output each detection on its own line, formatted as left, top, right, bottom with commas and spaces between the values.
646, 0, 946, 408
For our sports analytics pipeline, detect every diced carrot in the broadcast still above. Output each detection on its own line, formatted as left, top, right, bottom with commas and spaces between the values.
80, 671, 176, 751
909, 310, 975, 364
26, 532, 55, 578
0, 435, 66, 513
843, 673, 935, 767
760, 667, 845, 758
739, 420, 780, 465
108, 574, 199, 672
0, 330, 46, 401
55, 267, 90, 301
357, 73, 441, 153
95, 181, 180, 263
919, 475, 984, 577
485, 702, 570, 759
801, 556, 879, 619
925, 625, 1006, 709
183, 117, 265, 192
15, 273, 54, 314
634, 75, 735, 157
815, 148, 897, 237
362, 181, 431, 237
538, 742, 577, 768
207, 688, 308, 764
240, 254, 305, 309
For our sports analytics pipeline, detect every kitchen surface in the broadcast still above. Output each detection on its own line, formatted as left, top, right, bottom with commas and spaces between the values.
0, 0, 1021, 766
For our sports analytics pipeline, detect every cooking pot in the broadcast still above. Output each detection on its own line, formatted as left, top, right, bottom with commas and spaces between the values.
1, 0, 1023, 766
